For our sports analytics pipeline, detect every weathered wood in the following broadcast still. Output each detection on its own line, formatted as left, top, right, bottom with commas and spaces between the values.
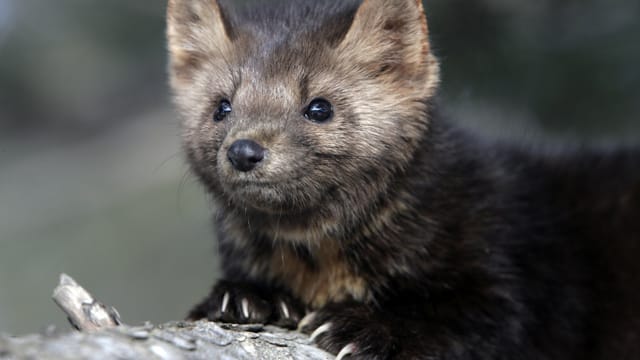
0, 322, 330, 360
52, 274, 121, 331
0, 274, 331, 360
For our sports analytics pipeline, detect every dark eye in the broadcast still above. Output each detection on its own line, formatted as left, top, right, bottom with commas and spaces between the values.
304, 98, 333, 123
213, 99, 232, 122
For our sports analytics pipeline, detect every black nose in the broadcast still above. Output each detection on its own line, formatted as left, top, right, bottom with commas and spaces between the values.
227, 139, 266, 172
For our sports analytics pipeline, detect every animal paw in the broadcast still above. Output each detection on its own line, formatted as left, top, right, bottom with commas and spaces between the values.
187, 280, 304, 329
300, 302, 397, 359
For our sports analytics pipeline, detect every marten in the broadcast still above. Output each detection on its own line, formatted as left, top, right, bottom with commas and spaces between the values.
166, 0, 640, 358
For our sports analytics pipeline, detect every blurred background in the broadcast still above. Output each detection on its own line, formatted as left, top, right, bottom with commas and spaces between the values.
0, 0, 638, 334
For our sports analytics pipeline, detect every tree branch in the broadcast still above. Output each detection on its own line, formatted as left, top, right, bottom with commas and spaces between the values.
0, 274, 330, 360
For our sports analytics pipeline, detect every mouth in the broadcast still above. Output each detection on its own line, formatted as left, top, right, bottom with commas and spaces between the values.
222, 177, 319, 214
224, 181, 291, 211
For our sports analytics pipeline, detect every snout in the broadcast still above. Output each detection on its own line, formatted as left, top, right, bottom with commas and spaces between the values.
227, 139, 266, 172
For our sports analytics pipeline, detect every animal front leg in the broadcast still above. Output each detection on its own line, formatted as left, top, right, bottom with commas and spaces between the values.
300, 299, 515, 360
188, 280, 305, 329
300, 301, 399, 360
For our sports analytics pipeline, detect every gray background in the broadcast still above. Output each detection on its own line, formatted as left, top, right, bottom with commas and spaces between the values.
1, 0, 639, 334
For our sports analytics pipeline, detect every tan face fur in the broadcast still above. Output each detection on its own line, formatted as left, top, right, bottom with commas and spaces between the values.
168, 0, 440, 239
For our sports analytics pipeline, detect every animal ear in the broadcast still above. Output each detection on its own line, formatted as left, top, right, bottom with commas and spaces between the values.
167, 0, 233, 84
337, 0, 435, 83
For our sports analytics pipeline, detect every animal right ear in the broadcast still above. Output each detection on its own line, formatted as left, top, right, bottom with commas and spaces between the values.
337, 0, 436, 87
167, 0, 233, 85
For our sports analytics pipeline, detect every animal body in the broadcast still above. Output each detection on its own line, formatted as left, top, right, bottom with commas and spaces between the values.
166, 0, 640, 358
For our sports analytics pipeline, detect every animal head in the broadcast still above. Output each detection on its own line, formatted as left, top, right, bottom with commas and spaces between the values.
167, 0, 439, 218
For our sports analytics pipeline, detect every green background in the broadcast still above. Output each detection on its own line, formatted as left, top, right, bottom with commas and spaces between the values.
0, 0, 638, 334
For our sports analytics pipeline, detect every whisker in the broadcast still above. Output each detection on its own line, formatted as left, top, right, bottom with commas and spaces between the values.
153, 151, 183, 174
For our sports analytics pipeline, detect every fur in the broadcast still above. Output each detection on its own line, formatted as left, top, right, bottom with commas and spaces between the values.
167, 0, 640, 358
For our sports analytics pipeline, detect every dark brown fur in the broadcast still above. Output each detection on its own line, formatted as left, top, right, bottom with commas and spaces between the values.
167, 0, 640, 358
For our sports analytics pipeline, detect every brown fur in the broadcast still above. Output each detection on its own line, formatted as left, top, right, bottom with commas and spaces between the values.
168, 0, 440, 250
265, 244, 370, 308
167, 0, 640, 359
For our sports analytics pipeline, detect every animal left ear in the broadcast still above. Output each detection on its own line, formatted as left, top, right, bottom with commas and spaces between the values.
167, 0, 234, 87
337, 0, 437, 86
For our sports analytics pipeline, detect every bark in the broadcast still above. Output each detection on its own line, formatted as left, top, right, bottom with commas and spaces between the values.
0, 274, 330, 360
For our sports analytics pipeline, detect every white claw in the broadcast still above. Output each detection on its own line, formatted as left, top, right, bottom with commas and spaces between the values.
298, 311, 317, 330
241, 298, 250, 319
336, 343, 357, 360
221, 292, 230, 314
280, 301, 290, 319
310, 322, 332, 341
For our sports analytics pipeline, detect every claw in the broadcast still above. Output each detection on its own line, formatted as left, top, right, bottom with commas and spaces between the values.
310, 322, 332, 341
280, 301, 290, 319
298, 311, 317, 331
241, 298, 250, 319
336, 343, 356, 360
221, 292, 230, 314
